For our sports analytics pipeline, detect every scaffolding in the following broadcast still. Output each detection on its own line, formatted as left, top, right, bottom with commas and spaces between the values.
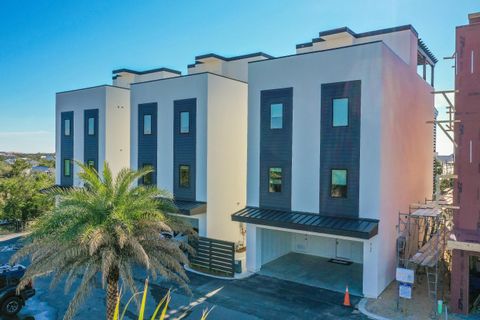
396, 87, 458, 314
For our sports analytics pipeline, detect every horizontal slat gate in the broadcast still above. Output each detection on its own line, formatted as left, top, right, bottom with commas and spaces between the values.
190, 237, 235, 277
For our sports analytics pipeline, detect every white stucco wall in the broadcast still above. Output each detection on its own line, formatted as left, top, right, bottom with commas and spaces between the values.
105, 87, 131, 177
247, 41, 384, 219
130, 74, 208, 200
205, 74, 248, 243
188, 56, 270, 82
55, 86, 107, 186
296, 29, 417, 69
374, 44, 434, 295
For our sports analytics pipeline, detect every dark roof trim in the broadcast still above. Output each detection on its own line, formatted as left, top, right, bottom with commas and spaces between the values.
259, 40, 384, 64
112, 67, 182, 75
319, 26, 355, 37
194, 52, 274, 62
56, 84, 130, 95
174, 200, 207, 216
418, 38, 438, 64
231, 207, 379, 239
296, 25, 418, 49
130, 72, 247, 86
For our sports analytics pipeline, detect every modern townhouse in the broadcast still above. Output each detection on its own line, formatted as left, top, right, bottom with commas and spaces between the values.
56, 84, 130, 186
232, 25, 436, 297
128, 53, 271, 256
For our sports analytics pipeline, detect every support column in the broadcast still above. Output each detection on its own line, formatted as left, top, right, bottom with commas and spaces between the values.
451, 250, 469, 314
246, 224, 262, 272
363, 235, 379, 298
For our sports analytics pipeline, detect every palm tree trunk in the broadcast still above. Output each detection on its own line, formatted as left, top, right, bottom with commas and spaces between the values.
106, 266, 119, 320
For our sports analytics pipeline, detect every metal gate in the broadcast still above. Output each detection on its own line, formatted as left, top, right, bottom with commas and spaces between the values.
190, 237, 235, 277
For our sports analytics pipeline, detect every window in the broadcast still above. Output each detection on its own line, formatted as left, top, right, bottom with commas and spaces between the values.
269, 167, 282, 192
64, 159, 71, 177
331, 169, 347, 198
87, 160, 95, 168
88, 117, 95, 135
332, 98, 349, 127
270, 103, 283, 129
179, 165, 190, 188
64, 119, 71, 136
143, 114, 152, 135
180, 112, 190, 133
142, 164, 153, 185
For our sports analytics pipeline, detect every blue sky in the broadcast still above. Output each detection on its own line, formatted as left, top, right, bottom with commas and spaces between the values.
0, 1, 477, 154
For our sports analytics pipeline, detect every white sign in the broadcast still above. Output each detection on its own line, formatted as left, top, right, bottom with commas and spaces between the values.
399, 282, 412, 299
396, 267, 414, 284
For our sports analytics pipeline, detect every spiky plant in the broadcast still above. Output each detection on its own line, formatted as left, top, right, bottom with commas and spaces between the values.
10, 162, 195, 320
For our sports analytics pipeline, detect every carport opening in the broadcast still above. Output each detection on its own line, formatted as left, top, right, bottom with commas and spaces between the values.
258, 228, 363, 296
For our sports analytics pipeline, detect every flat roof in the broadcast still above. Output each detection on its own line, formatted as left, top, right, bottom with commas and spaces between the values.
232, 207, 379, 239
194, 52, 274, 62
112, 67, 182, 75
56, 84, 129, 95
130, 71, 247, 86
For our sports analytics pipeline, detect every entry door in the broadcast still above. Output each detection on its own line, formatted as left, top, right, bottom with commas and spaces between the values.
335, 239, 352, 260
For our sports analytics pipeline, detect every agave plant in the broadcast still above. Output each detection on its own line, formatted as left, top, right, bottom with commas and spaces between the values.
114, 279, 212, 320
11, 162, 195, 320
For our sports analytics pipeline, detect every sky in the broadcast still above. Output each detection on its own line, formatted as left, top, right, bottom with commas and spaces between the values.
0, 0, 477, 154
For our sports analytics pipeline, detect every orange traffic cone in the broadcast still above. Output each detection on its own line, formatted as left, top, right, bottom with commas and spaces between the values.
343, 285, 351, 307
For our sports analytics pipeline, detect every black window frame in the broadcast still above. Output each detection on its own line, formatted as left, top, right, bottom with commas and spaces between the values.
332, 97, 349, 127
86, 159, 95, 168
87, 117, 95, 136
270, 103, 284, 130
330, 169, 348, 198
64, 119, 71, 136
268, 167, 282, 193
180, 111, 190, 134
64, 159, 71, 177
179, 165, 190, 188
143, 114, 152, 135
141, 164, 154, 186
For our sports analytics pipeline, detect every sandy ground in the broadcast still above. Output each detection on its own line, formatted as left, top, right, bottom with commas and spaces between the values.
364, 273, 475, 320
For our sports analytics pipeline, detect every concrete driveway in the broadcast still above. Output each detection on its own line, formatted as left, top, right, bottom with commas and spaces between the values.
1, 235, 367, 320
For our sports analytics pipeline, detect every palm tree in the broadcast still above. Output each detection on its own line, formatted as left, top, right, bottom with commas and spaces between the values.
11, 162, 195, 320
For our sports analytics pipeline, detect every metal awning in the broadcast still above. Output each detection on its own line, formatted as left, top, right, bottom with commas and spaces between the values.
173, 200, 207, 216
231, 207, 379, 239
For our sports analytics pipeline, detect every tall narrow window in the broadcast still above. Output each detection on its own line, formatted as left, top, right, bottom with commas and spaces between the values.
64, 119, 71, 136
64, 159, 71, 177
87, 160, 95, 168
332, 98, 349, 127
331, 169, 347, 198
269, 167, 282, 192
142, 164, 153, 185
143, 114, 152, 135
472, 50, 475, 74
180, 112, 190, 133
270, 103, 283, 129
88, 117, 95, 135
179, 165, 190, 188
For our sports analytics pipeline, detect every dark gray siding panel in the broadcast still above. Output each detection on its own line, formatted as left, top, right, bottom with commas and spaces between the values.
84, 109, 99, 171
60, 111, 74, 186
320, 80, 361, 217
259, 88, 293, 210
174, 98, 196, 201
138, 103, 158, 185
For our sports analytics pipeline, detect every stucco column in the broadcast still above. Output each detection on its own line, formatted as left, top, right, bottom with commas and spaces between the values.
363, 235, 379, 298
246, 224, 261, 272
